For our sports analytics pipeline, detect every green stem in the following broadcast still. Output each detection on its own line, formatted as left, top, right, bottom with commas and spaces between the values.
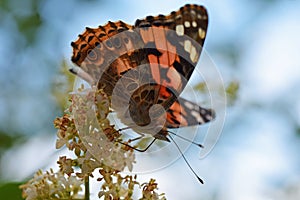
84, 176, 90, 200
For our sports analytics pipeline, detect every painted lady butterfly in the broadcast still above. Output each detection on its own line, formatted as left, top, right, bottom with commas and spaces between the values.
70, 4, 215, 146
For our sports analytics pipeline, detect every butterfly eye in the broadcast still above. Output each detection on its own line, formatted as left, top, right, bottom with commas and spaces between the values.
87, 48, 98, 61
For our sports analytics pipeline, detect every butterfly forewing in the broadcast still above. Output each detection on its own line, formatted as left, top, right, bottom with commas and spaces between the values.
135, 4, 208, 79
134, 4, 208, 112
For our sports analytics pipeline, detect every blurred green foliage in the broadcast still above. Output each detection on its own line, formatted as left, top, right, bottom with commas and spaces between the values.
0, 182, 23, 200
16, 11, 42, 45
225, 81, 239, 106
1, 0, 43, 45
194, 82, 207, 93
194, 81, 239, 106
296, 127, 300, 137
0, 0, 9, 10
0, 131, 23, 153
0, 1, 49, 200
51, 60, 76, 112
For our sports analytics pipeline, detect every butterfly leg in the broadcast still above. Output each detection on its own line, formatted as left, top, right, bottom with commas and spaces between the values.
117, 137, 157, 152
134, 138, 157, 152
116, 128, 160, 152
117, 128, 147, 143
128, 135, 145, 142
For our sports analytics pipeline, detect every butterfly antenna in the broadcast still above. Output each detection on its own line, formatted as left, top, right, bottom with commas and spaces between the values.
168, 134, 204, 184
168, 131, 204, 148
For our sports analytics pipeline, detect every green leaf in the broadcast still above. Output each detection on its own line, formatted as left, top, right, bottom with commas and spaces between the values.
0, 182, 24, 200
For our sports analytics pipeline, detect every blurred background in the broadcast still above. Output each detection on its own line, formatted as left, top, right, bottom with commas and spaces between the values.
0, 0, 300, 199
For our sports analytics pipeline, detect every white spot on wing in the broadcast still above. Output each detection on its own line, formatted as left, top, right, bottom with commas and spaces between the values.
184, 101, 194, 110
200, 109, 206, 115
175, 14, 182, 20
165, 19, 174, 24
184, 21, 191, 28
190, 10, 196, 16
184, 40, 192, 52
192, 21, 197, 27
198, 28, 206, 39
176, 24, 184, 36
191, 110, 204, 124
197, 14, 208, 20
190, 45, 198, 63
206, 114, 213, 121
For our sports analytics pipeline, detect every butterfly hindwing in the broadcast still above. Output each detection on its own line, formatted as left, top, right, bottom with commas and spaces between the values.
166, 97, 215, 128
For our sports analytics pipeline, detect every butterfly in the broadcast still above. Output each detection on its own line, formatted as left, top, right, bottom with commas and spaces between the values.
70, 4, 215, 149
